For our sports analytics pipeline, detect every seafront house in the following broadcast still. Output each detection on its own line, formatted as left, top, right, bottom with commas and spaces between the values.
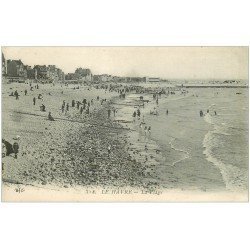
33, 65, 49, 80
65, 73, 78, 81
65, 68, 92, 83
93, 74, 112, 82
57, 68, 65, 82
111, 76, 146, 83
7, 59, 27, 82
93, 75, 102, 82
64, 73, 80, 84
75, 68, 92, 82
47, 65, 59, 82
2, 53, 7, 76
26, 65, 37, 83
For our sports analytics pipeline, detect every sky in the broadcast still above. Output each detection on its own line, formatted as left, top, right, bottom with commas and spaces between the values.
2, 47, 248, 80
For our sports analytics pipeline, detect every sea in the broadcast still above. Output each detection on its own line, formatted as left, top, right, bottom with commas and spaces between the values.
114, 85, 249, 192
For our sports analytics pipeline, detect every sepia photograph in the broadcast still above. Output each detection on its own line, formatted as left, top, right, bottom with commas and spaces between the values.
1, 46, 249, 202
1, 1, 250, 250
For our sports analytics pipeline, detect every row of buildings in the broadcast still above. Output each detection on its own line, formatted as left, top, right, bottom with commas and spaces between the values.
65, 68, 92, 82
2, 53, 65, 83
64, 71, 160, 84
93, 75, 147, 83
2, 52, 161, 84
92, 75, 160, 83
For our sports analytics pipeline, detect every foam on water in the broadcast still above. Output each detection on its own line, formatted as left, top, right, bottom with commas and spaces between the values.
169, 138, 190, 167
114, 88, 248, 191
203, 113, 247, 191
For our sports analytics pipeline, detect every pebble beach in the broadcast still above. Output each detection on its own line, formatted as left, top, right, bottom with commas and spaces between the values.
2, 81, 161, 191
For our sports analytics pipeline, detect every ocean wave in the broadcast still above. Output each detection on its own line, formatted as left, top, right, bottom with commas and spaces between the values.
169, 138, 190, 167
204, 114, 231, 135
203, 114, 247, 191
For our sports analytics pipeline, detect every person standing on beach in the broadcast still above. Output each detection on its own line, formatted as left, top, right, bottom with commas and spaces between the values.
61, 104, 64, 113
137, 109, 141, 119
76, 101, 80, 109
148, 126, 151, 134
66, 103, 69, 112
108, 109, 111, 118
113, 109, 116, 117
2, 139, 14, 157
133, 111, 136, 122
14, 90, 19, 100
200, 110, 203, 117
12, 141, 19, 159
72, 100, 75, 107
33, 97, 36, 105
139, 122, 143, 130
40, 104, 46, 112
80, 106, 83, 114
48, 112, 55, 121
214, 111, 217, 115
24, 89, 27, 96
86, 107, 90, 115
108, 145, 111, 156
166, 109, 168, 115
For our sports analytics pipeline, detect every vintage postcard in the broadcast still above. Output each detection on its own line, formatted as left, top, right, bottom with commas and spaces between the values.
1, 47, 248, 202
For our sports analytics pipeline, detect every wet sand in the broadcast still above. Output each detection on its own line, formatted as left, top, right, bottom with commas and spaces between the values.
113, 87, 248, 194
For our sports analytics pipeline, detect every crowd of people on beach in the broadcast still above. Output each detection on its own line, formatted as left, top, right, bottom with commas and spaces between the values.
2, 81, 144, 162
3, 77, 229, 190
3, 79, 221, 165
3, 82, 49, 161
199, 109, 217, 117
